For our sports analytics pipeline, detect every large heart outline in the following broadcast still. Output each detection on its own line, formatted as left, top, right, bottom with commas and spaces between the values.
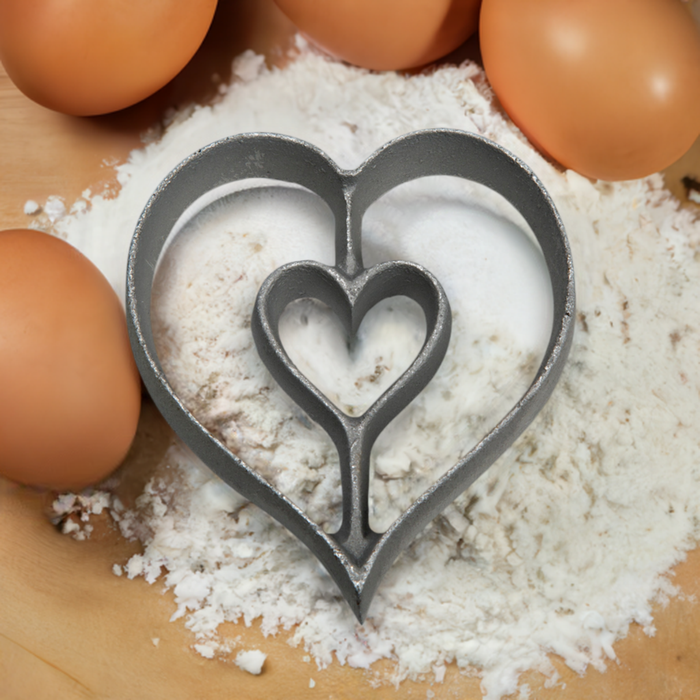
127, 130, 575, 622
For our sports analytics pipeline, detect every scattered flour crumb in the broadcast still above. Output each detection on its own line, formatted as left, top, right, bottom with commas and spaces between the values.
71, 198, 89, 214
23, 199, 40, 215
309, 678, 316, 688
44, 196, 66, 222
152, 638, 160, 647
50, 491, 112, 540
232, 50, 267, 82
112, 564, 123, 577
194, 642, 217, 659
235, 649, 267, 675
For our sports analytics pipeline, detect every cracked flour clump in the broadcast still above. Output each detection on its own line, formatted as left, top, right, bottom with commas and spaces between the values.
49, 45, 700, 699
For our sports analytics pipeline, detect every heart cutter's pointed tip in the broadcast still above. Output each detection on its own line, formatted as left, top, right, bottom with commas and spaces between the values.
327, 554, 374, 624
342, 586, 369, 625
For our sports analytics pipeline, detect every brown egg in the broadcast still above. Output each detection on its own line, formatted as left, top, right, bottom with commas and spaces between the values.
0, 229, 141, 490
480, 0, 700, 181
274, 0, 481, 71
0, 0, 217, 116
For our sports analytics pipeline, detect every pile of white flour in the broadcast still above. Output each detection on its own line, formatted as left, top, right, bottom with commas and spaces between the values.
44, 45, 700, 699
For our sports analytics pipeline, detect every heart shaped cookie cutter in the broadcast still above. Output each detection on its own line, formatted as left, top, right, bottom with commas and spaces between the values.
127, 129, 575, 622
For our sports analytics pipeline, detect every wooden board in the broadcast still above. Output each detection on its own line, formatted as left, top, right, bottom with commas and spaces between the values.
2, 2, 700, 698
2, 401, 700, 700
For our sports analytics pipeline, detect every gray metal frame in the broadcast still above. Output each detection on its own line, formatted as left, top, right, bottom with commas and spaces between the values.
127, 130, 575, 622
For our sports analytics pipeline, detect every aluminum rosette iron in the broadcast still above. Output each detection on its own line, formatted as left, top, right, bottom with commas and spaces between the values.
126, 129, 575, 622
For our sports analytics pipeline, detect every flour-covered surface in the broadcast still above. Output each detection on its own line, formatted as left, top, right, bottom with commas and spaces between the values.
49, 45, 700, 699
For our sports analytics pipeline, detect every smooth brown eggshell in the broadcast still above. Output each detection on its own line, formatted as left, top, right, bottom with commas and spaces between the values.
480, 0, 700, 181
0, 229, 141, 490
274, 0, 482, 71
0, 0, 218, 115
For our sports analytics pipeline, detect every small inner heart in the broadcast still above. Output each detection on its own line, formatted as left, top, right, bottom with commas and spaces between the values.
278, 296, 426, 416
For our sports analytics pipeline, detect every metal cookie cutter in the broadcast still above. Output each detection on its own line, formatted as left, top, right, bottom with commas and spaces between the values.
127, 129, 575, 622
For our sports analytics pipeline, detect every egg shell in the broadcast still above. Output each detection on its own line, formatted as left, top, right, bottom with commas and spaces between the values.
0, 0, 218, 115
274, 0, 481, 70
0, 229, 141, 490
480, 0, 700, 181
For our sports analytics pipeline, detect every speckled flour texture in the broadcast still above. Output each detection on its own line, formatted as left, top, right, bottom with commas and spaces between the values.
48, 45, 700, 699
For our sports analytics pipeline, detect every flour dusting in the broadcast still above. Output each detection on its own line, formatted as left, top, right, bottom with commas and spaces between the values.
47, 44, 700, 699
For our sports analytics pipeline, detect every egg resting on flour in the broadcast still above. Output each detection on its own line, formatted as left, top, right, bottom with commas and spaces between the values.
0, 229, 141, 490
480, 0, 700, 180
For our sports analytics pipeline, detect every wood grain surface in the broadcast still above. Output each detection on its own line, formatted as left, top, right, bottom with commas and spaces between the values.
1, 2, 700, 699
